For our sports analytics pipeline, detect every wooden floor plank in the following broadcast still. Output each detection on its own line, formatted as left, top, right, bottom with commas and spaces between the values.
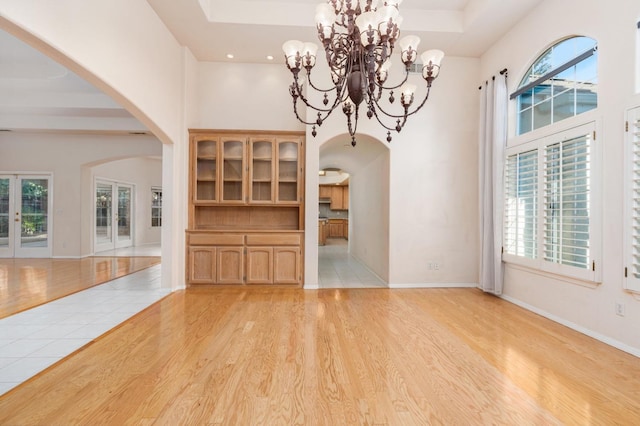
1, 287, 639, 424
0, 256, 161, 318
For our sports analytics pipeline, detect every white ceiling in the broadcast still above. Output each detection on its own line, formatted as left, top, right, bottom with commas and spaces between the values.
0, 0, 544, 133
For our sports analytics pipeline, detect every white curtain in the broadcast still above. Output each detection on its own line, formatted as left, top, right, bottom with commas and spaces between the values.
478, 74, 507, 295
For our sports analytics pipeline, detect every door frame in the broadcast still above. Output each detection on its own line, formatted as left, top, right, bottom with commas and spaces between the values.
94, 178, 135, 254
0, 173, 54, 258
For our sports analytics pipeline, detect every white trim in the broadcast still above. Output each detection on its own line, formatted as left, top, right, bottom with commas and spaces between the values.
505, 262, 600, 289
389, 282, 478, 289
303, 283, 320, 290
500, 294, 640, 358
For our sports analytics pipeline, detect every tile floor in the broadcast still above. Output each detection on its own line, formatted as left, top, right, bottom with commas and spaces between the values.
0, 264, 169, 396
318, 238, 386, 288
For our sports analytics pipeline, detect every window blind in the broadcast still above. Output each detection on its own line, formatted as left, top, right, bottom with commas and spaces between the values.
504, 149, 538, 258
544, 134, 591, 269
631, 117, 640, 279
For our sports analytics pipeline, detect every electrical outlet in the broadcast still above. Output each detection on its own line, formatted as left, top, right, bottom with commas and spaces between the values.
433, 262, 440, 270
615, 302, 625, 317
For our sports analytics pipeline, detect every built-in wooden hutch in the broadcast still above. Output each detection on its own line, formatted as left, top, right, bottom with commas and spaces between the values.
186, 129, 305, 286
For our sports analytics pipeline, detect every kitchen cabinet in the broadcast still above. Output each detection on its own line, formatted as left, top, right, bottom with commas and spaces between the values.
327, 185, 349, 210
327, 218, 348, 239
328, 219, 344, 238
319, 185, 332, 199
187, 129, 305, 286
318, 219, 328, 245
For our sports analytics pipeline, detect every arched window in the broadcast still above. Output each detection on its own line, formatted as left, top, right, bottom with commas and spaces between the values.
512, 36, 598, 135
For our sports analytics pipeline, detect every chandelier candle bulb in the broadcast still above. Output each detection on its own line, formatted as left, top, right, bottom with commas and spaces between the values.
283, 0, 444, 146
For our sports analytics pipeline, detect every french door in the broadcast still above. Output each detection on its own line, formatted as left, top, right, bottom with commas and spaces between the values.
95, 180, 134, 253
0, 174, 53, 258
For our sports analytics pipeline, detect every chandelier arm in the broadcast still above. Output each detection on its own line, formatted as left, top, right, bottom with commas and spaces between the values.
371, 85, 432, 120
369, 103, 405, 132
306, 70, 344, 93
292, 75, 342, 114
375, 69, 410, 91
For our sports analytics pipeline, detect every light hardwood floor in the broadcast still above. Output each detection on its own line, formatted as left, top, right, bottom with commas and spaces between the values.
1, 286, 639, 424
0, 257, 161, 318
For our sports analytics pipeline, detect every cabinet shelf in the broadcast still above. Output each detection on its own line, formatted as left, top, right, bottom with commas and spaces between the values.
198, 155, 217, 160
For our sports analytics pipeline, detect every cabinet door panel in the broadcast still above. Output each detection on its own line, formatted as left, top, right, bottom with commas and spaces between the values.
246, 247, 274, 284
221, 138, 246, 203
189, 247, 216, 284
249, 138, 275, 203
193, 138, 218, 203
330, 186, 343, 210
276, 139, 301, 204
274, 247, 300, 284
216, 246, 244, 284
319, 185, 332, 198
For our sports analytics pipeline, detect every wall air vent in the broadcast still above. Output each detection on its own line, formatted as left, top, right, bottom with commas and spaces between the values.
408, 62, 423, 74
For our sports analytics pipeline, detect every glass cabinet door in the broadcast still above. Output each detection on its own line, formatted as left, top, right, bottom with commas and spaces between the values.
221, 138, 246, 203
249, 138, 274, 203
276, 139, 300, 203
195, 138, 218, 202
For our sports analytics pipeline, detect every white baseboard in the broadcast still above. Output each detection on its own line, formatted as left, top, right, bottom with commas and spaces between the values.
500, 294, 640, 358
303, 283, 320, 290
389, 282, 478, 289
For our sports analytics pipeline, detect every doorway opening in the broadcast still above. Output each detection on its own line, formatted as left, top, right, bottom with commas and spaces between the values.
0, 174, 52, 258
317, 134, 390, 288
94, 180, 134, 254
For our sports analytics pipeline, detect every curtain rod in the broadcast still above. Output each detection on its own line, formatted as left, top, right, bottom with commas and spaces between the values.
478, 68, 508, 90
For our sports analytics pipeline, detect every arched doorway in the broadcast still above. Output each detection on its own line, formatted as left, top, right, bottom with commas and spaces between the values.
316, 134, 390, 288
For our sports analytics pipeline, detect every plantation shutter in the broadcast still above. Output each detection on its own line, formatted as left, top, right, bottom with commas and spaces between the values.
543, 134, 591, 270
504, 149, 538, 258
626, 108, 640, 292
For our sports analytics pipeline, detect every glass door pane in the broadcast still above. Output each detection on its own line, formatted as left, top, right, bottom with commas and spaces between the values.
250, 139, 273, 203
222, 139, 245, 202
96, 183, 113, 245
20, 178, 49, 248
0, 178, 11, 251
196, 138, 218, 202
277, 140, 299, 203
117, 186, 132, 244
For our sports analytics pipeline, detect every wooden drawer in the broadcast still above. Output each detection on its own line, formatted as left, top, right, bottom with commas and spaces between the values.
188, 233, 244, 246
246, 233, 301, 246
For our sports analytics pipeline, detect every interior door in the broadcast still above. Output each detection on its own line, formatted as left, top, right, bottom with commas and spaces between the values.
0, 176, 15, 257
95, 180, 134, 253
0, 174, 52, 258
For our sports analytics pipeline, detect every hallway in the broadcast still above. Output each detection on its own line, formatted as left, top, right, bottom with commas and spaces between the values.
318, 238, 386, 288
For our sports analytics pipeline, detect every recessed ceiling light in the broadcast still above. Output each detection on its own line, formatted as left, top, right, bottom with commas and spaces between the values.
266, 55, 274, 61
226, 54, 234, 59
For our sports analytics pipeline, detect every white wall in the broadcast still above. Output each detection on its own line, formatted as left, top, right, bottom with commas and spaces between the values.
0, 0, 185, 144
480, 0, 640, 354
197, 62, 304, 131
350, 149, 390, 281
0, 132, 162, 257
306, 56, 481, 286
92, 157, 163, 248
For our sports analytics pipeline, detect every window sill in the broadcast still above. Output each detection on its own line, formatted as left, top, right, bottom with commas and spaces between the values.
504, 260, 601, 290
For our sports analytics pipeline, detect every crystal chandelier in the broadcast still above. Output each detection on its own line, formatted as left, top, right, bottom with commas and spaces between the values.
282, 0, 444, 146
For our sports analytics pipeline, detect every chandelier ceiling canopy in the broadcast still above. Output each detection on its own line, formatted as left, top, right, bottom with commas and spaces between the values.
283, 0, 444, 146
